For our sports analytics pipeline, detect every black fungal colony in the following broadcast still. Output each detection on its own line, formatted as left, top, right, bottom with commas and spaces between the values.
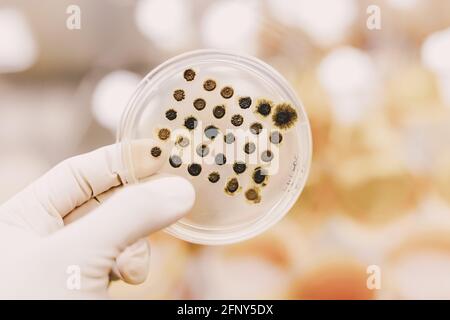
220, 86, 234, 99
208, 172, 220, 183
224, 132, 235, 144
250, 122, 263, 135
213, 105, 226, 119
255, 99, 272, 117
204, 125, 219, 140
151, 146, 162, 158
169, 155, 182, 168
165, 109, 177, 120
203, 79, 216, 91
225, 177, 239, 195
188, 163, 202, 176
196, 144, 209, 157
239, 97, 252, 109
244, 142, 256, 154
261, 150, 274, 162
231, 114, 244, 127
215, 153, 226, 165
184, 69, 196, 81
252, 167, 267, 185
173, 89, 185, 101
159, 68, 298, 203
184, 116, 198, 130
233, 162, 247, 174
193, 98, 206, 110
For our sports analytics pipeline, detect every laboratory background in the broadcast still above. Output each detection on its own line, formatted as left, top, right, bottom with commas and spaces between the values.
1, 0, 450, 299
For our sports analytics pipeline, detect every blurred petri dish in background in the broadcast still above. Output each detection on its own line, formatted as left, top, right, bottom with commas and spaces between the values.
384, 230, 450, 299
91, 70, 141, 132
117, 50, 312, 245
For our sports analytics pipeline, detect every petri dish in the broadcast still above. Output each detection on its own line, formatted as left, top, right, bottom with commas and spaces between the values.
117, 50, 312, 245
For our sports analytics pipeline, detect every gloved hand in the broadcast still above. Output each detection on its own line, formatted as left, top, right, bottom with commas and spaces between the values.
0, 139, 195, 299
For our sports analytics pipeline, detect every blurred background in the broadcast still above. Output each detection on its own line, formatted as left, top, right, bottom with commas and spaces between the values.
1, 0, 450, 299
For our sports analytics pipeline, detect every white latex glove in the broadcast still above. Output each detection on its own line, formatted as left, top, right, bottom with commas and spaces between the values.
0, 139, 195, 299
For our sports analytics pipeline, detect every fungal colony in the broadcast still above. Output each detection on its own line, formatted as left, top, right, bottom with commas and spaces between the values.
154, 68, 298, 204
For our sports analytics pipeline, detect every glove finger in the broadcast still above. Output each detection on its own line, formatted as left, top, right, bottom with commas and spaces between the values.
111, 238, 151, 285
35, 138, 168, 218
65, 186, 151, 285
52, 174, 195, 261
3, 139, 167, 236
63, 184, 121, 225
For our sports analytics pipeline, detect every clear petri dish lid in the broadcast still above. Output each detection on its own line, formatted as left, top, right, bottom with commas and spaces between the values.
117, 50, 312, 245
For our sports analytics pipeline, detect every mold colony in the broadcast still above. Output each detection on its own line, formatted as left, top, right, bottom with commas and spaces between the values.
183, 68, 196, 81
158, 128, 171, 140
157, 68, 298, 204
150, 146, 162, 158
173, 89, 185, 101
